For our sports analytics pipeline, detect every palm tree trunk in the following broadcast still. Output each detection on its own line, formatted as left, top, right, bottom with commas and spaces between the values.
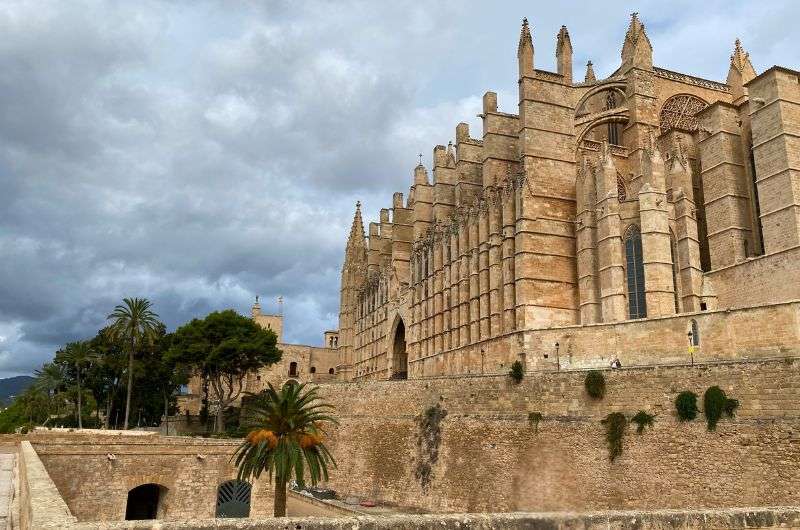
77, 369, 82, 429
215, 404, 224, 434
274, 475, 287, 517
163, 388, 169, 436
104, 389, 112, 429
124, 343, 134, 430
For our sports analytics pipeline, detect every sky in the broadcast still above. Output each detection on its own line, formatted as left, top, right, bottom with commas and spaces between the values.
0, 0, 797, 378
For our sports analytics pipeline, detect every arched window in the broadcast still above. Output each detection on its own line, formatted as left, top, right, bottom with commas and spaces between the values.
625, 225, 647, 319
288, 362, 298, 377
328, 368, 335, 375
660, 94, 708, 132
216, 480, 251, 518
617, 173, 627, 201
310, 366, 316, 374
606, 92, 622, 145
690, 319, 700, 346
670, 233, 680, 313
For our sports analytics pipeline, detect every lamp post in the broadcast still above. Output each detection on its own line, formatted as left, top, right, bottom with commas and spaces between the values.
687, 330, 694, 366
555, 342, 560, 371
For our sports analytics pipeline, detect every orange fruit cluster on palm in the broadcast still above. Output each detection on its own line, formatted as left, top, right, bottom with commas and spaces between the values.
246, 429, 278, 448
299, 431, 324, 449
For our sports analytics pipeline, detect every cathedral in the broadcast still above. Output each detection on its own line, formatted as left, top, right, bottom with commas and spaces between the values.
335, 14, 800, 381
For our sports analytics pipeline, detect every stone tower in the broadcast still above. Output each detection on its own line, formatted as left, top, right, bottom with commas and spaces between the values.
336, 202, 367, 380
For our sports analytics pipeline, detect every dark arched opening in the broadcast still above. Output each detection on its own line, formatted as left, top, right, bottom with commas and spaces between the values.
288, 361, 298, 377
125, 484, 166, 520
328, 367, 335, 375
391, 319, 407, 380
216, 480, 252, 518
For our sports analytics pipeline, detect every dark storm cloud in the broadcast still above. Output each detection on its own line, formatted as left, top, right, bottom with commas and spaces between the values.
0, 0, 796, 376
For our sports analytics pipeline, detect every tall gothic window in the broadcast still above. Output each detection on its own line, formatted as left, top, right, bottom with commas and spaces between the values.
670, 234, 680, 313
625, 225, 647, 319
606, 92, 621, 145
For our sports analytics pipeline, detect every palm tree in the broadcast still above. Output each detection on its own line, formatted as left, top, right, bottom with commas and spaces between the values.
107, 297, 161, 430
56, 341, 99, 429
232, 383, 337, 517
34, 362, 65, 422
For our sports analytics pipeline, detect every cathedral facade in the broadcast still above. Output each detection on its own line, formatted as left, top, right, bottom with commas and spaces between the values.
336, 15, 800, 382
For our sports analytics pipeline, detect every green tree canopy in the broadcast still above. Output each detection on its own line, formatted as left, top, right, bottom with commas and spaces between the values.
168, 309, 281, 432
107, 297, 162, 429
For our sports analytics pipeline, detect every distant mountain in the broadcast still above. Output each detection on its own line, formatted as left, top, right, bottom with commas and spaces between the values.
0, 376, 36, 406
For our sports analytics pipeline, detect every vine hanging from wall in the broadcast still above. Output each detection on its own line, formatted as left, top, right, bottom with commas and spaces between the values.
675, 390, 699, 421
703, 386, 740, 431
414, 404, 448, 491
509, 360, 524, 384
585, 370, 606, 399
601, 412, 627, 462
631, 410, 655, 434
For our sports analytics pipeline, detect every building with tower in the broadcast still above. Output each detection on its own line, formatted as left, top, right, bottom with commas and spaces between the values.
335, 14, 800, 381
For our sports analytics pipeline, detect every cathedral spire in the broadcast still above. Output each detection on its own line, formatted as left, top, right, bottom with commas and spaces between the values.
621, 12, 653, 72
518, 17, 534, 77
556, 25, 573, 83
585, 60, 596, 83
727, 38, 757, 103
343, 201, 367, 269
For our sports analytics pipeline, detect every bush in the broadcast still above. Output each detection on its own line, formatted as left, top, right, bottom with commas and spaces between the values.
601, 412, 627, 462
509, 360, 524, 384
631, 410, 655, 434
584, 370, 605, 399
724, 398, 740, 417
675, 391, 699, 421
704, 386, 740, 431
528, 412, 543, 433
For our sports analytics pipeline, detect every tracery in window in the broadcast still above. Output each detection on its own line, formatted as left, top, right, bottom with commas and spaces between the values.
660, 94, 708, 132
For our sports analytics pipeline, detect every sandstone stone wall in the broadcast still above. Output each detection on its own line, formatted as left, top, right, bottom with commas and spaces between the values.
29, 434, 273, 522
66, 507, 800, 530
409, 301, 800, 377
315, 358, 800, 513
707, 247, 800, 309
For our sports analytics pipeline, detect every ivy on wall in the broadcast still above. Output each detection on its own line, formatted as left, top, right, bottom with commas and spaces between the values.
703, 386, 740, 431
602, 412, 627, 462
414, 404, 448, 491
585, 370, 606, 399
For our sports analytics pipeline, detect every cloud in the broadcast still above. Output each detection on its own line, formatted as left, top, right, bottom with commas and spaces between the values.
0, 0, 797, 377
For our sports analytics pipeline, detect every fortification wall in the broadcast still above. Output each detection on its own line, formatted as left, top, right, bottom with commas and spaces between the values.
29, 434, 273, 522
410, 301, 800, 377
315, 358, 800, 513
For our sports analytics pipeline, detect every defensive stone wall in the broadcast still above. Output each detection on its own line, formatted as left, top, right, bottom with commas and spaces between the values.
64, 508, 800, 529
315, 358, 800, 513
18, 440, 76, 528
28, 433, 273, 522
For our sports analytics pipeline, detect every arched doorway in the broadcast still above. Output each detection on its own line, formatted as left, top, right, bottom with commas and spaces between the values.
391, 319, 407, 380
125, 484, 166, 520
216, 480, 252, 518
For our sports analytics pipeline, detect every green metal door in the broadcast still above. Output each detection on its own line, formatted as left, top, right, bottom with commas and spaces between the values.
216, 480, 251, 518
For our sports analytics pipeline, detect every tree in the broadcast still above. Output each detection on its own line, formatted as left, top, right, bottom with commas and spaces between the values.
142, 330, 189, 435
168, 310, 281, 432
107, 298, 161, 430
86, 327, 129, 429
55, 341, 99, 429
232, 383, 337, 517
34, 362, 65, 421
